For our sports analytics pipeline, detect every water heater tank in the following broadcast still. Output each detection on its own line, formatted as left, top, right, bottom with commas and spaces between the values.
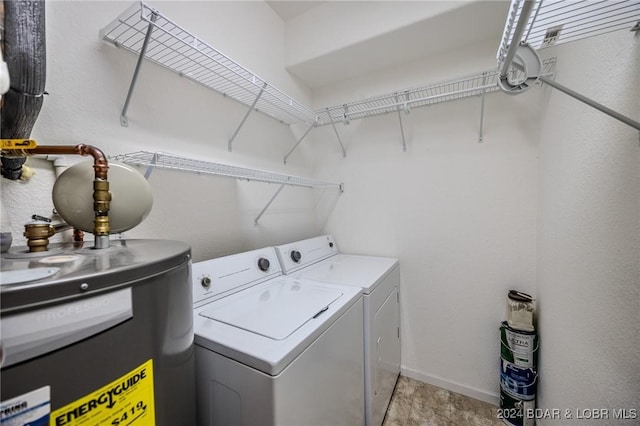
0, 239, 195, 426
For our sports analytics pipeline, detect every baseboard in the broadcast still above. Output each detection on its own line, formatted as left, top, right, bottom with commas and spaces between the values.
400, 366, 500, 407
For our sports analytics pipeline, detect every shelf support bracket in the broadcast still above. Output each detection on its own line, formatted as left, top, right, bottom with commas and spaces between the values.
478, 72, 488, 143
228, 82, 268, 151
283, 121, 317, 164
143, 152, 159, 180
396, 94, 407, 152
330, 122, 347, 158
328, 109, 346, 158
539, 75, 640, 132
120, 12, 158, 127
254, 184, 286, 226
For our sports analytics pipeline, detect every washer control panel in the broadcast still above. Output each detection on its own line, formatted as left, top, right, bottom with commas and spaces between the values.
192, 248, 281, 308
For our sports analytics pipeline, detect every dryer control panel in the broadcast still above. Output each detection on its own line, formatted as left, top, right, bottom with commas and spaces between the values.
275, 235, 338, 274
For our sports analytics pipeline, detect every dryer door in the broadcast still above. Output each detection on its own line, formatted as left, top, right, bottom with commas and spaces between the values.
373, 286, 401, 426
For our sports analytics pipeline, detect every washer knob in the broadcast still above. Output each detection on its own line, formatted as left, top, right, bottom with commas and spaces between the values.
201, 276, 212, 288
291, 250, 302, 263
329, 242, 334, 248
257, 257, 270, 272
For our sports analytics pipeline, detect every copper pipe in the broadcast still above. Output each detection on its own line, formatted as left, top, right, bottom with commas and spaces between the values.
73, 228, 84, 242
27, 144, 109, 180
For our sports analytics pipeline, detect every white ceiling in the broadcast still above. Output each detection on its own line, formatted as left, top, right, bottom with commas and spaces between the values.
266, 1, 326, 21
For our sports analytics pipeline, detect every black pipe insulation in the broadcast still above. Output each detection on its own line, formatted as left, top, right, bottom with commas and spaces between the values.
1, 0, 47, 180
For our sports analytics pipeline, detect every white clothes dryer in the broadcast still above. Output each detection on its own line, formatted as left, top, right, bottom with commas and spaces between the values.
192, 246, 364, 426
275, 235, 401, 426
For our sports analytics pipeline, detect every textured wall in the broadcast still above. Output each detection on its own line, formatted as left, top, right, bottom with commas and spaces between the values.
536, 31, 640, 424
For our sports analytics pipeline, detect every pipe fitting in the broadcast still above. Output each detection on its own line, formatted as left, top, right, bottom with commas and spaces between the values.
93, 215, 110, 236
93, 180, 111, 215
24, 222, 55, 252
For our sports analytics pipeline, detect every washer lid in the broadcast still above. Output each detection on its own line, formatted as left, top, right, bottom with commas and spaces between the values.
296, 254, 398, 293
199, 279, 342, 340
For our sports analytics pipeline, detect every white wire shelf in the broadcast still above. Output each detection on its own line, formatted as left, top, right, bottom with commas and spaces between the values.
100, 2, 316, 127
498, 0, 640, 65
495, 0, 640, 131
315, 59, 557, 126
110, 151, 341, 189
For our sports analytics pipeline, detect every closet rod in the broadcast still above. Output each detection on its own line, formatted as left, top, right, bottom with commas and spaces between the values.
539, 76, 640, 131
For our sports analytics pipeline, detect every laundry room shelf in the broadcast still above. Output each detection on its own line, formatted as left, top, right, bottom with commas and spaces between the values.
110, 151, 343, 225
314, 60, 556, 127
496, 0, 640, 131
110, 151, 341, 188
100, 2, 316, 147
279, 58, 555, 157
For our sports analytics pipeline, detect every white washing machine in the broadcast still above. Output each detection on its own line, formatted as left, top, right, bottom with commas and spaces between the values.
275, 235, 401, 426
192, 246, 365, 426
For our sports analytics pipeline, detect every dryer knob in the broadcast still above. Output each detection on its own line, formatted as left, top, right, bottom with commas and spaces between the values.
329, 242, 334, 248
291, 250, 302, 263
201, 276, 212, 288
257, 258, 270, 272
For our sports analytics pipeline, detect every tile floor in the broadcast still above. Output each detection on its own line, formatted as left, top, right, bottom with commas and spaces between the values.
383, 376, 504, 426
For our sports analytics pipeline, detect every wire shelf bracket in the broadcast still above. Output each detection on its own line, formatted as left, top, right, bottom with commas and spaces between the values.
110, 151, 343, 225
497, 0, 640, 133
119, 11, 158, 127
478, 72, 489, 143
283, 121, 317, 164
228, 82, 267, 151
330, 119, 347, 159
100, 2, 316, 130
396, 93, 408, 152
254, 184, 286, 226
282, 110, 348, 163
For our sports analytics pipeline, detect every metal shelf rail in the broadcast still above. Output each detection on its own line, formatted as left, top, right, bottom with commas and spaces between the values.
497, 0, 640, 131
100, 2, 316, 150
283, 59, 556, 162
110, 151, 343, 225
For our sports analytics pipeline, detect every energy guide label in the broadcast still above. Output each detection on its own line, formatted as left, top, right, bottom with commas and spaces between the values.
50, 359, 155, 426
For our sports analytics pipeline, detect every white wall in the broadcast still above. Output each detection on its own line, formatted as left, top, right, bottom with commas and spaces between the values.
1, 1, 324, 261
310, 39, 544, 403
536, 32, 639, 424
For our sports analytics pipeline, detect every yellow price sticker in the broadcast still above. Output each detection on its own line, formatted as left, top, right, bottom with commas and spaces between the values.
50, 359, 155, 426
1, 139, 38, 149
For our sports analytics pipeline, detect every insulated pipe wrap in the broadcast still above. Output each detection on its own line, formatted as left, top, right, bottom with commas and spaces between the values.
1, 0, 47, 139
